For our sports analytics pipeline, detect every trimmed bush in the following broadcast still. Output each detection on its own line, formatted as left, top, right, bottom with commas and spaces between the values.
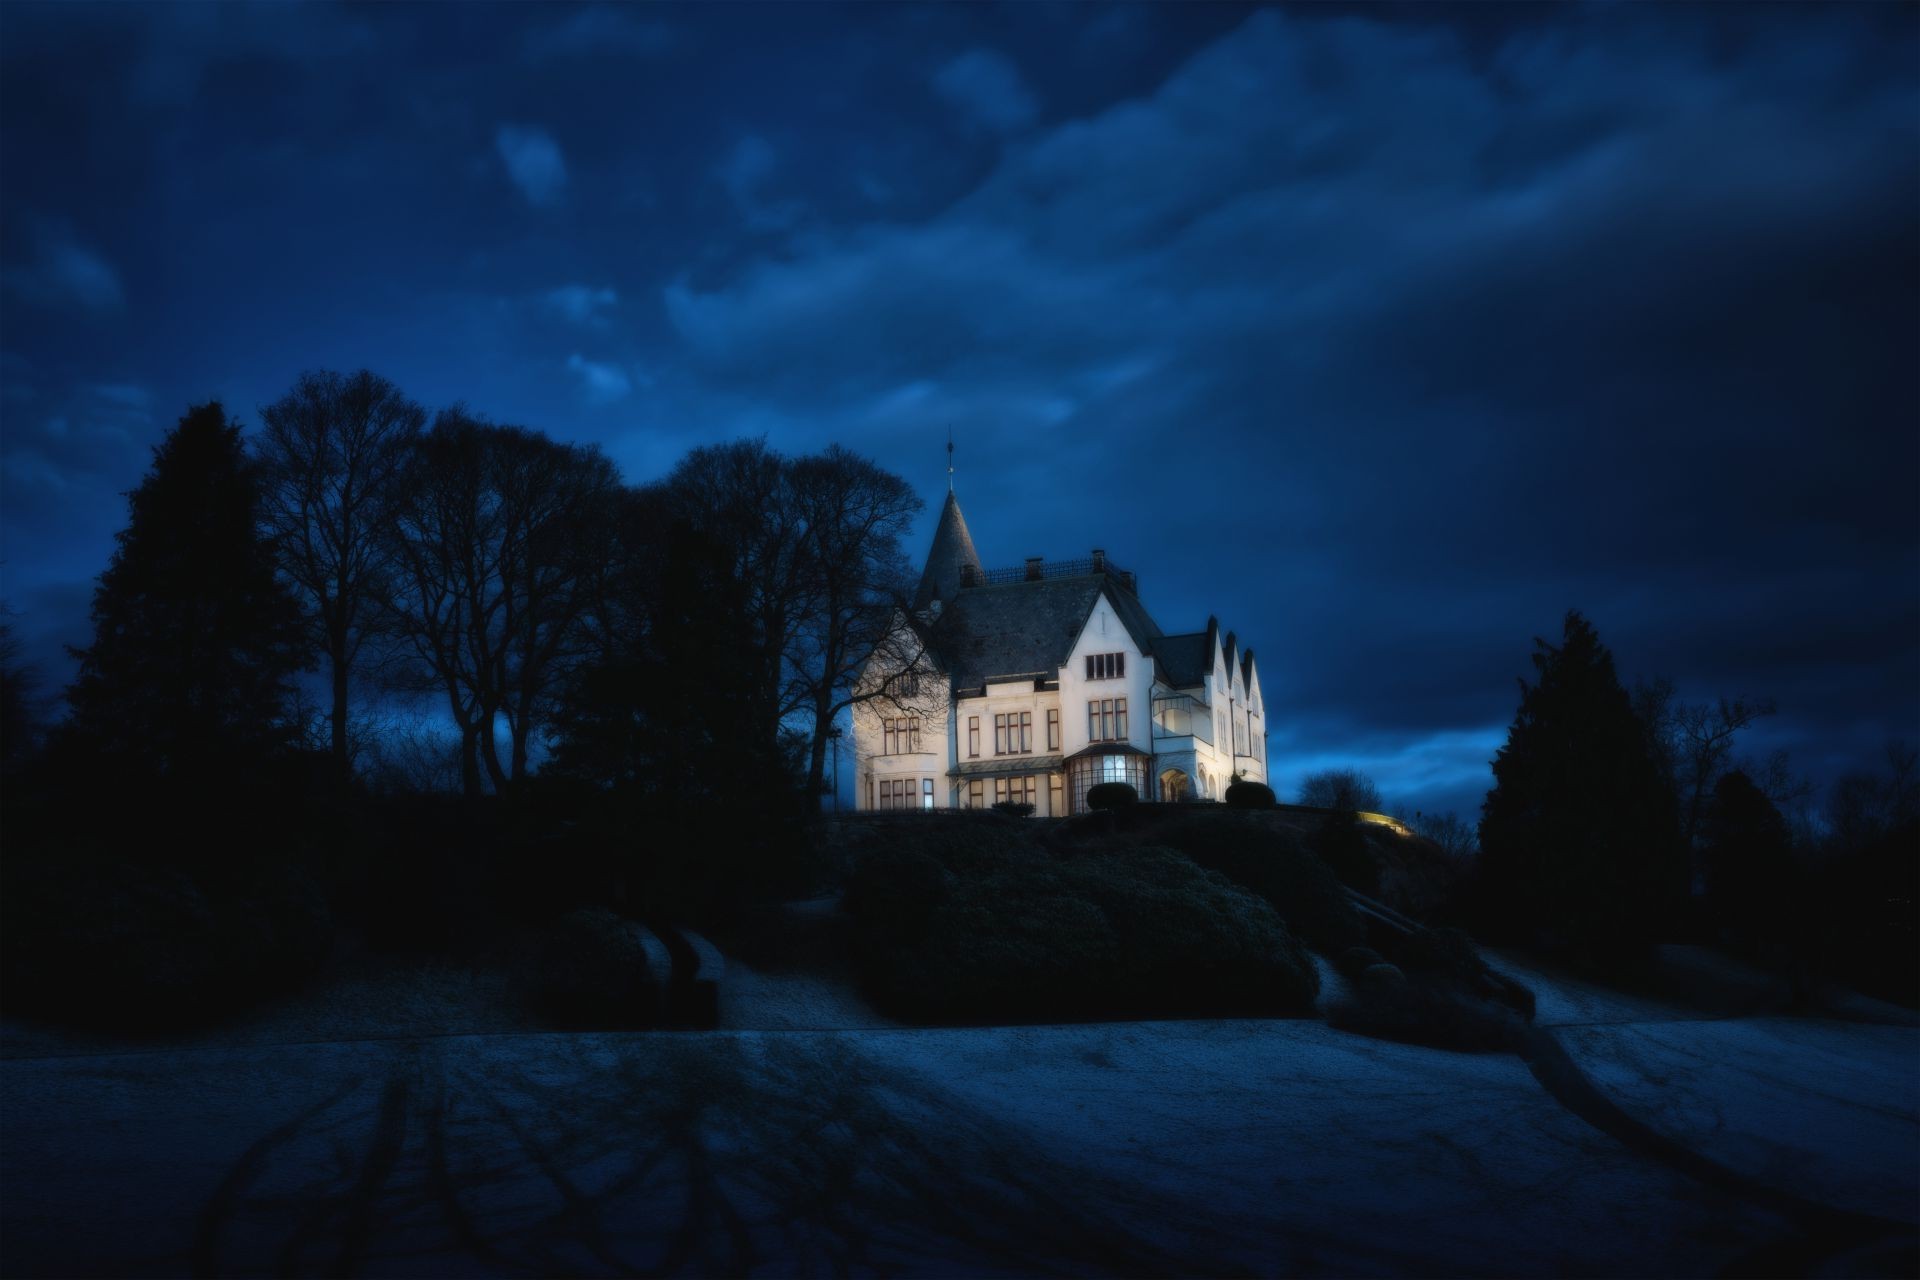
1329, 978, 1524, 1053
527, 908, 658, 1029
1398, 926, 1487, 985
0, 851, 333, 1030
1335, 945, 1386, 977
1152, 813, 1366, 953
842, 847, 951, 953
1225, 780, 1276, 809
843, 836, 1318, 1022
1087, 782, 1138, 811
991, 801, 1036, 817
1310, 812, 1382, 894
1358, 962, 1407, 986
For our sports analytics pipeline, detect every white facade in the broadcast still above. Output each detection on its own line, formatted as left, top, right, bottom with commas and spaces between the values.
853, 491, 1268, 815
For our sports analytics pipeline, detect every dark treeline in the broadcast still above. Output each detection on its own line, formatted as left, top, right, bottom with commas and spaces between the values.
1465, 611, 1917, 1003
0, 374, 931, 1028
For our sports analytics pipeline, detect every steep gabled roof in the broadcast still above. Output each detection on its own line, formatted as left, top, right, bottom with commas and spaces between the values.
931, 571, 1164, 691
1151, 632, 1212, 689
912, 490, 984, 610
932, 576, 1105, 689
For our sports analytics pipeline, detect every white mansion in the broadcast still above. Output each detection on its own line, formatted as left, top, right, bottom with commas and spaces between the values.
853, 489, 1268, 815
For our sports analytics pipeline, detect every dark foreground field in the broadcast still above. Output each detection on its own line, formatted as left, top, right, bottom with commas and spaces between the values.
4, 945, 1915, 1278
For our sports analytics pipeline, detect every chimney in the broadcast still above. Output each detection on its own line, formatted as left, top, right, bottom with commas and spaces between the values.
1025, 557, 1043, 581
1090, 548, 1106, 572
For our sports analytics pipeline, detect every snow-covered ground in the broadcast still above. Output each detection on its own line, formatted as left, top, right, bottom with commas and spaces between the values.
3, 939, 1914, 1276
1485, 946, 1920, 1233
2, 1011, 1896, 1277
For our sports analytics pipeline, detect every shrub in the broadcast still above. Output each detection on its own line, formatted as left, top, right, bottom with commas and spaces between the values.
1152, 813, 1366, 953
1358, 962, 1406, 986
1087, 782, 1138, 811
1335, 945, 1386, 977
1062, 847, 1319, 1017
0, 851, 333, 1031
1398, 926, 1487, 985
991, 801, 1036, 817
1328, 979, 1524, 1053
842, 832, 1318, 1022
1310, 812, 1382, 894
1225, 780, 1276, 809
526, 908, 658, 1029
842, 847, 951, 954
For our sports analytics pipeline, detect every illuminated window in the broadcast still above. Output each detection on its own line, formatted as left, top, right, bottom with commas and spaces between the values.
1085, 652, 1125, 680
882, 718, 921, 755
1086, 697, 1128, 742
1049, 772, 1063, 814
968, 779, 984, 808
1067, 752, 1148, 812
994, 775, 1036, 807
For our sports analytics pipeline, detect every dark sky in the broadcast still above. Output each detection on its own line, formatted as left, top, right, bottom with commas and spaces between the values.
2, 1, 1915, 817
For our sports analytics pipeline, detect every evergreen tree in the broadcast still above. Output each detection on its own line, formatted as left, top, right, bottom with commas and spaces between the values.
1478, 611, 1682, 968
65, 403, 310, 778
1700, 770, 1801, 975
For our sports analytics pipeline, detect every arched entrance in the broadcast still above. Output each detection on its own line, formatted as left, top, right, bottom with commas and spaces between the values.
1159, 767, 1192, 802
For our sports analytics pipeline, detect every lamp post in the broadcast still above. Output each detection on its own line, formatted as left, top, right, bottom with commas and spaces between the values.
827, 725, 844, 813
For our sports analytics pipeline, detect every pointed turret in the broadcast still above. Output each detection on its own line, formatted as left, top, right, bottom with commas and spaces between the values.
914, 489, 983, 610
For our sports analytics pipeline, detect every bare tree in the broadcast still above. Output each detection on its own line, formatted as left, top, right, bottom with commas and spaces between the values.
257, 370, 424, 770
1298, 768, 1384, 812
786, 446, 924, 806
1410, 809, 1477, 859
380, 411, 618, 794
1636, 681, 1777, 847
660, 440, 813, 741
489, 426, 622, 781
381, 411, 501, 795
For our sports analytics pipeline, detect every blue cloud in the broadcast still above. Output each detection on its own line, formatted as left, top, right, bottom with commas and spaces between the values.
544, 284, 619, 327
566, 353, 633, 404
496, 125, 568, 207
4, 222, 123, 312
933, 48, 1038, 134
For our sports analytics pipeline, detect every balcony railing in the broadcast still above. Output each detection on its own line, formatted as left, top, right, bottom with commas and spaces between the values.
963, 555, 1136, 593
1152, 694, 1212, 744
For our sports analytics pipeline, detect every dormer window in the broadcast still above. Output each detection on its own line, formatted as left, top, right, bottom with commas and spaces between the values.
1086, 652, 1125, 680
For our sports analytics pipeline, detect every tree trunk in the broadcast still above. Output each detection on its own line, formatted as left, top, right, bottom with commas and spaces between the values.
460, 723, 483, 798
806, 687, 833, 811
329, 650, 350, 772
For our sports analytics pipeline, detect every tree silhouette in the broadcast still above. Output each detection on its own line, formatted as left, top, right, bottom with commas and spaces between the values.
0, 611, 42, 770
787, 445, 922, 807
64, 402, 310, 780
545, 510, 805, 913
1477, 611, 1682, 967
257, 369, 425, 772
1699, 769, 1800, 978
1298, 768, 1383, 812
380, 410, 621, 794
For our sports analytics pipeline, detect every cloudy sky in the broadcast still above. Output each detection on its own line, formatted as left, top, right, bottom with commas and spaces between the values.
2, 1, 1915, 816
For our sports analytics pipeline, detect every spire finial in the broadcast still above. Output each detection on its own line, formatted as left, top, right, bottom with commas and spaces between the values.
946, 425, 954, 492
